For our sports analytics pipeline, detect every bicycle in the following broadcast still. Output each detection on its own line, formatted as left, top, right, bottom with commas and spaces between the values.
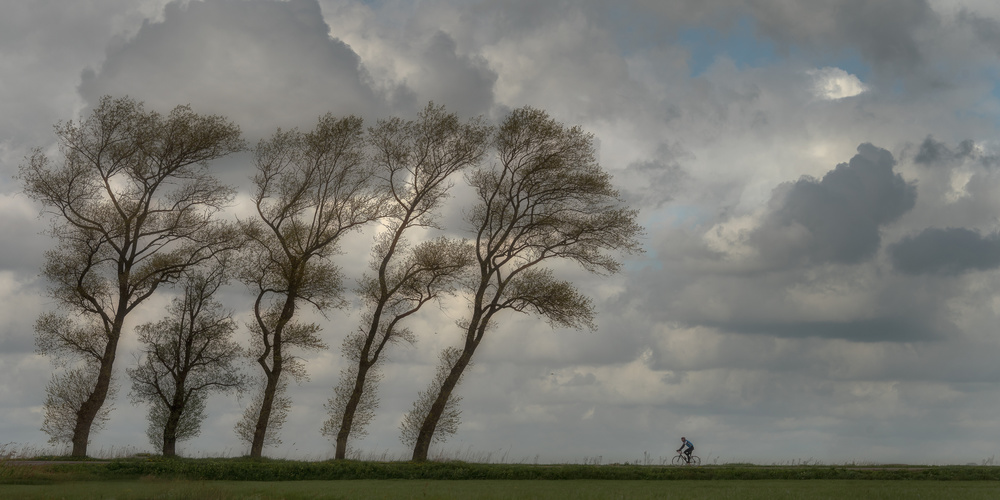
671, 452, 700, 466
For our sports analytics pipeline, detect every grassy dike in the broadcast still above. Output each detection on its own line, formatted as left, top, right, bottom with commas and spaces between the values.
4, 457, 1000, 484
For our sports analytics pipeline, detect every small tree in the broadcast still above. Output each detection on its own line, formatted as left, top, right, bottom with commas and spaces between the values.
127, 266, 245, 456
323, 104, 487, 459
20, 96, 244, 456
239, 114, 388, 458
408, 107, 643, 460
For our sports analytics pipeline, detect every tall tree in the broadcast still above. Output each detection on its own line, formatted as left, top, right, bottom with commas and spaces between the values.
128, 265, 245, 457
322, 104, 487, 459
239, 114, 387, 458
406, 107, 643, 461
20, 95, 244, 457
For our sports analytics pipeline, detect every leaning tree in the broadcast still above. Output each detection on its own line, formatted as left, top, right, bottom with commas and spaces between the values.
20, 95, 244, 457
237, 114, 388, 458
322, 103, 488, 459
404, 107, 643, 461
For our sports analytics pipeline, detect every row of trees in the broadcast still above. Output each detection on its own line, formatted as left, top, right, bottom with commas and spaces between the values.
20, 96, 642, 460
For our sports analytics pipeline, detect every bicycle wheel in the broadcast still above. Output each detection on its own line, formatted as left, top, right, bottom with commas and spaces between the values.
689, 455, 701, 466
671, 455, 685, 466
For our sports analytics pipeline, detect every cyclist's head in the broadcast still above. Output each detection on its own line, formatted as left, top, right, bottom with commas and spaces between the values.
681, 437, 686, 441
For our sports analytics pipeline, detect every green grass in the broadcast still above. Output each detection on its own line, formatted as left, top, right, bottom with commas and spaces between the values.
5, 457, 1000, 483
2, 479, 1000, 499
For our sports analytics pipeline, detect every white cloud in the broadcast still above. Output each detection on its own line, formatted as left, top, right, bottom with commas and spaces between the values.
807, 67, 869, 100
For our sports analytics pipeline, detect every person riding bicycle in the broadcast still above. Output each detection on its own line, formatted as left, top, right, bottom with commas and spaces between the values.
676, 437, 694, 463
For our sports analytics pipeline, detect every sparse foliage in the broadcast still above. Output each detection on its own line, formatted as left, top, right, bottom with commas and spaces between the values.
127, 267, 245, 456
20, 95, 244, 456
399, 347, 464, 448
408, 107, 643, 460
324, 104, 486, 459
41, 366, 117, 445
235, 377, 290, 450
239, 113, 387, 458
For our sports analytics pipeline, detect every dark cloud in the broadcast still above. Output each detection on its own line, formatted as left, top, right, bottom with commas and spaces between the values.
750, 143, 916, 266
912, 136, 1000, 169
958, 9, 1000, 56
402, 31, 496, 117
889, 227, 1000, 275
624, 0, 937, 76
748, 0, 937, 76
79, 0, 385, 134
913, 136, 975, 166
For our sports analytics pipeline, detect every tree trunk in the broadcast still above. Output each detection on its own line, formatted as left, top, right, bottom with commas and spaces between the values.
411, 346, 475, 461
334, 362, 371, 459
249, 370, 279, 458
162, 411, 180, 457
70, 330, 121, 457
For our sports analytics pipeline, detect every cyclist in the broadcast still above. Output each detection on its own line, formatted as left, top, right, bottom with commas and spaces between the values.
676, 437, 694, 463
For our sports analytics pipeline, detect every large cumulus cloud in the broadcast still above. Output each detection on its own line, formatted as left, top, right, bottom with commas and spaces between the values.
890, 227, 1000, 275
78, 0, 386, 134
749, 143, 916, 266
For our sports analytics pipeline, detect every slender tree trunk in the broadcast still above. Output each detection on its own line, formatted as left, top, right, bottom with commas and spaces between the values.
70, 327, 121, 457
334, 362, 371, 459
249, 282, 297, 458
411, 345, 476, 461
250, 370, 280, 458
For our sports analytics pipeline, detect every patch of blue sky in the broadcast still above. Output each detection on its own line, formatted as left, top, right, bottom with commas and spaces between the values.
680, 16, 871, 81
680, 17, 779, 76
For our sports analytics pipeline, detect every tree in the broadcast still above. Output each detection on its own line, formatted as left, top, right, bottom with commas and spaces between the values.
20, 95, 244, 457
407, 107, 643, 461
322, 104, 487, 459
127, 265, 244, 456
239, 114, 388, 458
398, 346, 464, 449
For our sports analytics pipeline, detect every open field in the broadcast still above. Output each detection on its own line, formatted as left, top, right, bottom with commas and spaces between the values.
3, 449, 1000, 499
2, 479, 1000, 500
6, 457, 1000, 482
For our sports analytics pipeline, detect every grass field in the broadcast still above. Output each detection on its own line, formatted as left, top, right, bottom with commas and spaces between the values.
2, 479, 1000, 499
4, 446, 1000, 500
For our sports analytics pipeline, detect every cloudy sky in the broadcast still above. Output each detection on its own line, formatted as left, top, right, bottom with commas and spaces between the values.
4, 0, 1000, 464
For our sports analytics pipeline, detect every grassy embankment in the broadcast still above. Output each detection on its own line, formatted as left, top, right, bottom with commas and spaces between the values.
4, 453, 1000, 500
4, 455, 1000, 483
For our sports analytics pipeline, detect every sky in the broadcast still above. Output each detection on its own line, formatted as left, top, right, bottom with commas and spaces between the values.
3, 0, 1000, 465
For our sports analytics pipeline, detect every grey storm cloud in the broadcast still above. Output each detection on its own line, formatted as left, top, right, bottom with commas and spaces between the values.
398, 31, 497, 117
626, 0, 936, 76
913, 136, 1000, 169
750, 0, 937, 74
749, 143, 916, 266
889, 227, 1000, 275
959, 9, 1000, 56
78, 0, 385, 133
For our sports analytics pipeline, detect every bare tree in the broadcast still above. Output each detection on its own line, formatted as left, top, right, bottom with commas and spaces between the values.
128, 265, 245, 456
322, 104, 487, 459
408, 107, 643, 461
20, 95, 244, 456
239, 114, 387, 458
